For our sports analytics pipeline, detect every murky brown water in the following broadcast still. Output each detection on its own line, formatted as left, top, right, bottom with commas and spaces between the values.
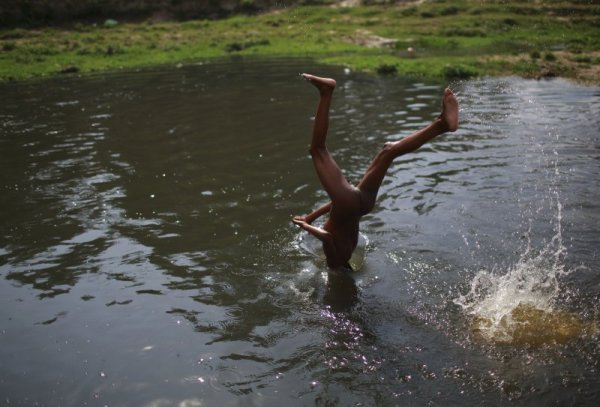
1, 58, 599, 405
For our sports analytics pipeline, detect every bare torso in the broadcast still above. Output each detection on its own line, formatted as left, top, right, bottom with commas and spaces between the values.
322, 200, 361, 268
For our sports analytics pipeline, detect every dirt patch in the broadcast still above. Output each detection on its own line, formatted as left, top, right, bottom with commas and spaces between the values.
486, 51, 600, 85
335, 0, 425, 7
338, 0, 361, 6
559, 51, 600, 85
345, 28, 396, 48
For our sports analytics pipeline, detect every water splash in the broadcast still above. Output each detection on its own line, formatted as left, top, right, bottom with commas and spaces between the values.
455, 236, 570, 345
453, 160, 591, 346
450, 78, 600, 345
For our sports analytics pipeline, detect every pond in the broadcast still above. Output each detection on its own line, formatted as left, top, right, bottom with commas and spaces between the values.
1, 58, 599, 405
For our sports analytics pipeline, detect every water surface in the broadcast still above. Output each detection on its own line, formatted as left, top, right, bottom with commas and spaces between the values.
1, 59, 599, 405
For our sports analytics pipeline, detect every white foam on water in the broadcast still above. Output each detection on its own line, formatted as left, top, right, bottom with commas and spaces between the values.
294, 231, 369, 272
455, 234, 567, 342
454, 170, 572, 343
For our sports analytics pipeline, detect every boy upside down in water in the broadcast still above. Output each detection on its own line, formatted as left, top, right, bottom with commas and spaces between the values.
292, 74, 459, 269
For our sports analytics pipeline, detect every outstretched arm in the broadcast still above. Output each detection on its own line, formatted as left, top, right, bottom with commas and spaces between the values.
293, 202, 331, 224
292, 218, 332, 242
292, 217, 338, 266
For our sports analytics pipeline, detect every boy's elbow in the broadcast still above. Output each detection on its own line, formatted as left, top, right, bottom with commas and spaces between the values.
322, 231, 335, 245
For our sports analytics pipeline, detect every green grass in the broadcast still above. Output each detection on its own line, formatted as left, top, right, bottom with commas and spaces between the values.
0, 0, 598, 83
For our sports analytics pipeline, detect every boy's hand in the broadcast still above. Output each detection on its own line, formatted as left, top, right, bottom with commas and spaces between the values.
292, 217, 332, 244
292, 215, 309, 225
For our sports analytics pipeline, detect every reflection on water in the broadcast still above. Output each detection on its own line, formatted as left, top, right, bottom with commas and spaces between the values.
1, 59, 599, 405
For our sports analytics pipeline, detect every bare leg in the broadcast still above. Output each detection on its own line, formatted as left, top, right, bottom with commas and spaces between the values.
302, 74, 358, 206
357, 88, 459, 213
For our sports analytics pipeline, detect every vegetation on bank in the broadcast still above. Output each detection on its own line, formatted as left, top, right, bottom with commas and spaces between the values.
0, 0, 598, 84
0, 0, 309, 27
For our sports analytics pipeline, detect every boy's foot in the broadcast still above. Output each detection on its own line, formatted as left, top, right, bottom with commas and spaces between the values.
439, 88, 458, 132
300, 73, 336, 94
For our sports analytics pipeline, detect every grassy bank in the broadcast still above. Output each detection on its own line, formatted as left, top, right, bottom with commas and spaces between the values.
0, 0, 598, 84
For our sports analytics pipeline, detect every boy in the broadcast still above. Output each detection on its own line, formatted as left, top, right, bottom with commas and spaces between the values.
292, 74, 458, 269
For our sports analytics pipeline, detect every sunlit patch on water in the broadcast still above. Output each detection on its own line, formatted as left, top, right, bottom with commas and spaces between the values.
320, 307, 383, 373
